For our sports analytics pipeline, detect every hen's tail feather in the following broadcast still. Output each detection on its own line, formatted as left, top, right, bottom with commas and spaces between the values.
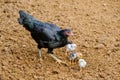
18, 10, 37, 31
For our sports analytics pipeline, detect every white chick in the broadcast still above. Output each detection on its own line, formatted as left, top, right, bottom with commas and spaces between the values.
69, 52, 77, 64
78, 59, 87, 68
69, 52, 77, 61
66, 44, 77, 52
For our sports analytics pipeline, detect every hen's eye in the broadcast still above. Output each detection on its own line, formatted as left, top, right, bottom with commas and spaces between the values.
67, 31, 70, 33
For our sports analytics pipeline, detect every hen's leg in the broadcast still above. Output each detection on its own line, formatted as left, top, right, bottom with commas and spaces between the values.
49, 54, 63, 64
38, 49, 42, 58
37, 45, 42, 59
48, 48, 66, 64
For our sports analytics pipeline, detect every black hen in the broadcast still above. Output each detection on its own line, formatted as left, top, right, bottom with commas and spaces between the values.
18, 10, 73, 64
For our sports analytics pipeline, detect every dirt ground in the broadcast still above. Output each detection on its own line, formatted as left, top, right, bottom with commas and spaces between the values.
0, 0, 120, 80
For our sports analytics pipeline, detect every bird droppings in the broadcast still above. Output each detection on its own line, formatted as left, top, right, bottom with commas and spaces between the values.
0, 0, 120, 80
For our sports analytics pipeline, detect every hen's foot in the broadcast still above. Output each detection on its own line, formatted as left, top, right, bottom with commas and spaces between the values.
49, 54, 68, 66
38, 49, 43, 60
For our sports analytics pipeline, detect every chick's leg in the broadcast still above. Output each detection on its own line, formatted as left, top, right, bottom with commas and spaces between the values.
73, 59, 76, 64
69, 60, 75, 65
69, 60, 72, 65
65, 50, 68, 56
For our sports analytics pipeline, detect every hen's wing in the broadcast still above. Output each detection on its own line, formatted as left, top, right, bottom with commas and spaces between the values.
33, 22, 62, 41
33, 26, 57, 41
44, 22, 61, 31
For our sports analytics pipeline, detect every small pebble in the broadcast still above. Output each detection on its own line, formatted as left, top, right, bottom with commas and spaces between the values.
22, 45, 26, 48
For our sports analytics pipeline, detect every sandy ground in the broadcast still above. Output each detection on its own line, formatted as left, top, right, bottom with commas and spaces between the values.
0, 0, 120, 80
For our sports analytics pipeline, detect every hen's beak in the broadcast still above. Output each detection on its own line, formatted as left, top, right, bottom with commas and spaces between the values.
71, 32, 74, 36
70, 32, 74, 36
66, 31, 74, 36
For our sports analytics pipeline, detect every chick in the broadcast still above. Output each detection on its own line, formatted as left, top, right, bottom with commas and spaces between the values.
66, 44, 77, 56
69, 52, 77, 65
78, 59, 87, 68
66, 44, 77, 51
77, 53, 87, 72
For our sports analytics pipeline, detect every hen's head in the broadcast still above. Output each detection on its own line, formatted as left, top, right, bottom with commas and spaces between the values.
61, 29, 73, 36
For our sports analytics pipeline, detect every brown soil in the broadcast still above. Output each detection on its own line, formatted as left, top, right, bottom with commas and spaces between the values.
0, 0, 120, 80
